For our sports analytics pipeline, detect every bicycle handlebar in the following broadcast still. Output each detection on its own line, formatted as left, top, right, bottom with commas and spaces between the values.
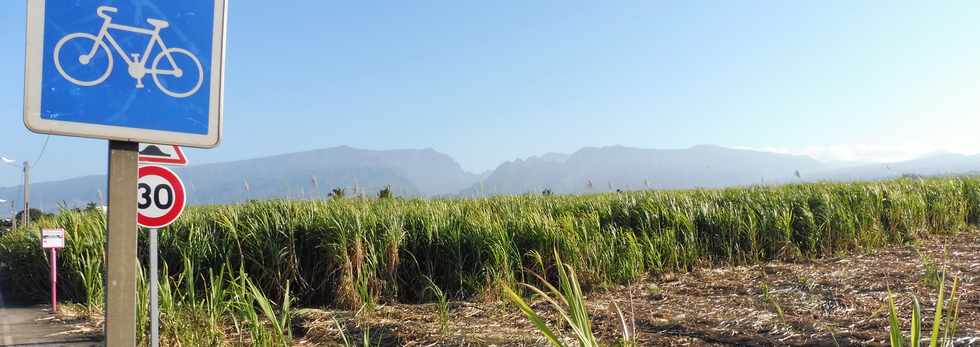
97, 6, 118, 19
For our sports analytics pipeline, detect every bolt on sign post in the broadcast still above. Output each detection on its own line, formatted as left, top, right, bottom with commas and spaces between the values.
137, 165, 186, 347
41, 228, 66, 313
23, 1, 226, 345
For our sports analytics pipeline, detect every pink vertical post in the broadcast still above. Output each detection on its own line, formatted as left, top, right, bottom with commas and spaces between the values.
50, 247, 57, 313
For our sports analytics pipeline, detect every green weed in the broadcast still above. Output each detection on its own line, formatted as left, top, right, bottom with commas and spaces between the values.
886, 276, 961, 347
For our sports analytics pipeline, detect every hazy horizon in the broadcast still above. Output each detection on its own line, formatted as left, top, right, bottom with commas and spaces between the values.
7, 142, 980, 213
2, 142, 972, 188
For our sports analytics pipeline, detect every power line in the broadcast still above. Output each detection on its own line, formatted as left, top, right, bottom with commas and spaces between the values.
32, 135, 51, 168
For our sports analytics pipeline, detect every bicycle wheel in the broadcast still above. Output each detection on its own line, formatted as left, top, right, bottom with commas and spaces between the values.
152, 48, 204, 98
53, 33, 113, 87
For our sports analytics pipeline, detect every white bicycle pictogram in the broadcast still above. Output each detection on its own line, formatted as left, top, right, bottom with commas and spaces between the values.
53, 6, 204, 98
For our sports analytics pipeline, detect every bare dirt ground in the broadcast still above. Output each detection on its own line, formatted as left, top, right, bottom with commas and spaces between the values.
295, 231, 980, 346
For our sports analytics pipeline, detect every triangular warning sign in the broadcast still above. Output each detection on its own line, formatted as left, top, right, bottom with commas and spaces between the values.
139, 144, 188, 166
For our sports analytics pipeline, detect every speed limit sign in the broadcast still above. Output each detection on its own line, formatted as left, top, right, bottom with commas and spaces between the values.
137, 165, 186, 228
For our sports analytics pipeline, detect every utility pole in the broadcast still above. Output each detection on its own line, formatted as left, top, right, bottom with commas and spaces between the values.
22, 161, 30, 229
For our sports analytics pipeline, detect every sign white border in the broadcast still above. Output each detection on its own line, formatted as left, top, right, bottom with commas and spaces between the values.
23, 0, 227, 148
41, 228, 65, 249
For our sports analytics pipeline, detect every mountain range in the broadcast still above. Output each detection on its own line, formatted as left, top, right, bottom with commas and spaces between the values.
3, 145, 979, 212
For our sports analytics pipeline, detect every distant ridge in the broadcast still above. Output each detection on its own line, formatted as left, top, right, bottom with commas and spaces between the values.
461, 145, 823, 195
0, 146, 479, 211
4, 145, 980, 211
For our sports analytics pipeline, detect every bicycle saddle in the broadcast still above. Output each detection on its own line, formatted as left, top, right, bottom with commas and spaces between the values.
147, 18, 170, 29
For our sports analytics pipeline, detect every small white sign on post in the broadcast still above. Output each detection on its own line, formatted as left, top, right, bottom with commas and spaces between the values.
42, 229, 65, 313
41, 229, 65, 249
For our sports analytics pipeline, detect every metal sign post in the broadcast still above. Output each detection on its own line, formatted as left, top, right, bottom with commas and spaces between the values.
149, 228, 159, 347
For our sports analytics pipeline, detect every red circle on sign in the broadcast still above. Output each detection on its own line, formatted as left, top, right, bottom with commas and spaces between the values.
138, 165, 186, 228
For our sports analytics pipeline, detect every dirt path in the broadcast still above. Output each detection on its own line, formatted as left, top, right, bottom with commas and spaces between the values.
0, 305, 101, 347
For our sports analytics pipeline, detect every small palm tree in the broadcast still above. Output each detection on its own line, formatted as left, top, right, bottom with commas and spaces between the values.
378, 185, 393, 199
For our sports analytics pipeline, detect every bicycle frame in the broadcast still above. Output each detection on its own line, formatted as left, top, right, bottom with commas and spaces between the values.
86, 14, 181, 78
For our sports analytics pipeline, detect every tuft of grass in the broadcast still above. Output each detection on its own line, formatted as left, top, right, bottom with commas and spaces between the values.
241, 272, 293, 345
503, 250, 635, 347
761, 282, 786, 324
423, 275, 450, 332
886, 275, 961, 347
917, 249, 945, 290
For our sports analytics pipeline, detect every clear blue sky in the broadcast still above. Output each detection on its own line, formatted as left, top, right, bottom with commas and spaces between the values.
2, 1, 979, 187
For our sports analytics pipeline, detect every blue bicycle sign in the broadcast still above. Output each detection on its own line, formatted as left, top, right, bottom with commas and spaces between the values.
24, 0, 228, 148
54, 6, 204, 98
